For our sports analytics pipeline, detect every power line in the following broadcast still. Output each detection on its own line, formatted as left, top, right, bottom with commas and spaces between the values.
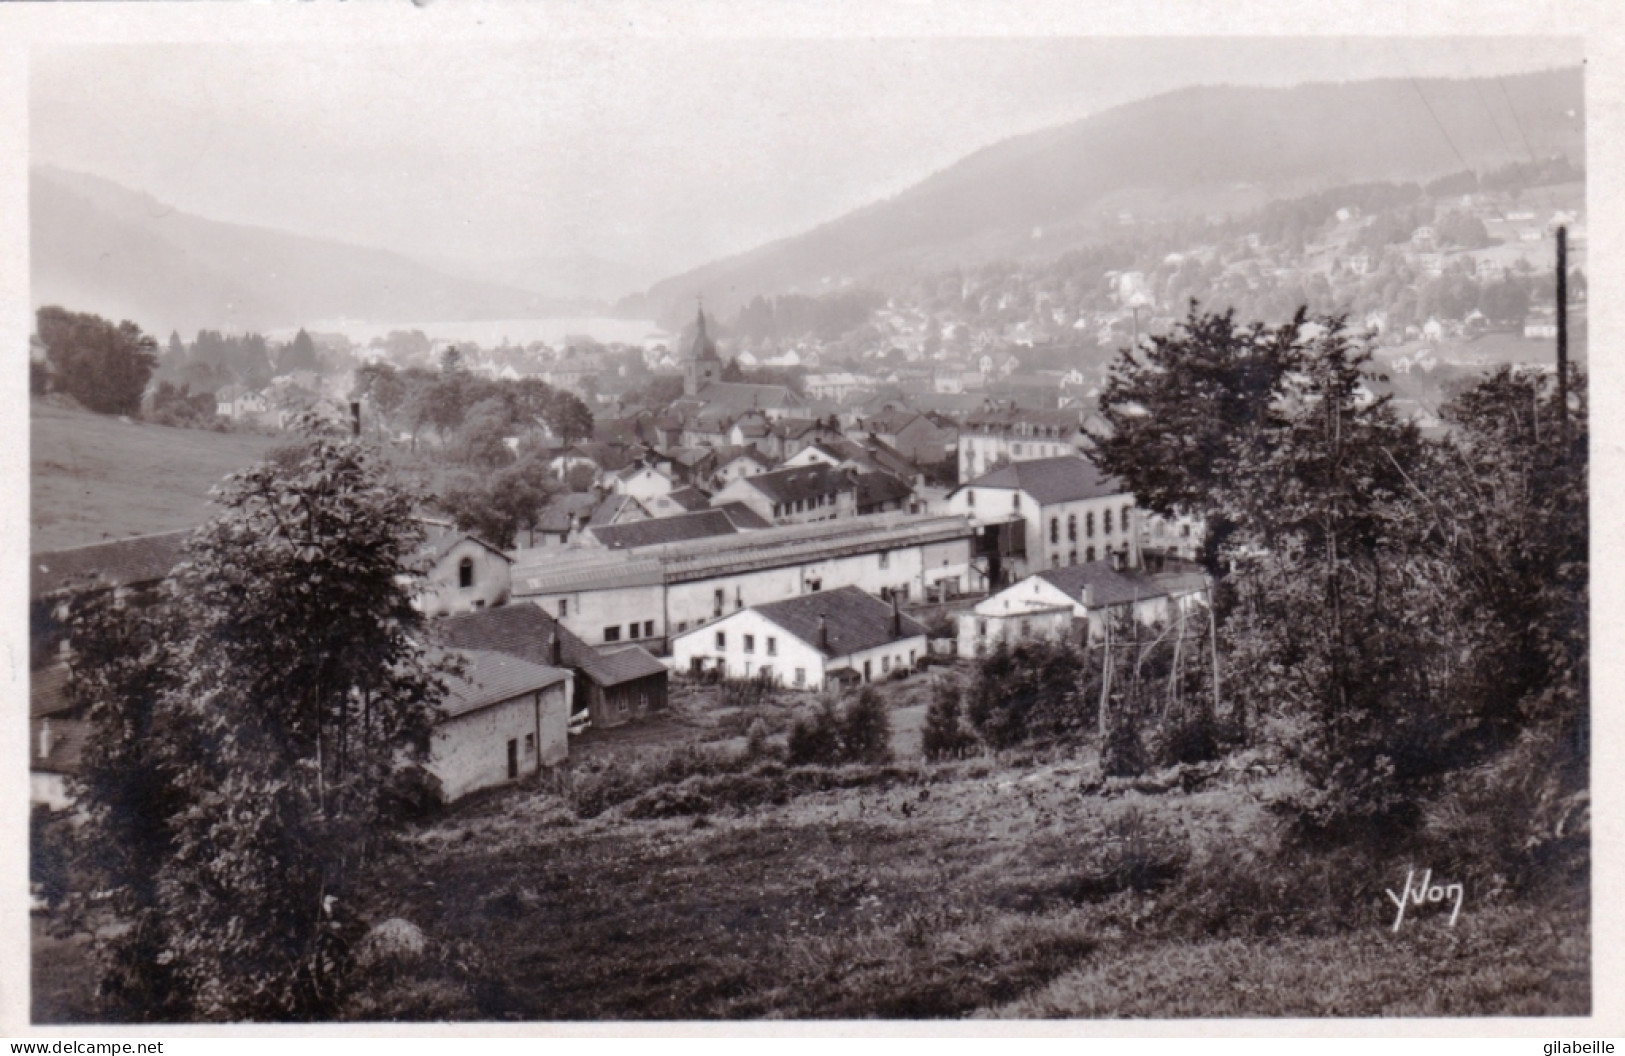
1497, 75, 1539, 163
1406, 76, 1471, 173
1471, 77, 1514, 160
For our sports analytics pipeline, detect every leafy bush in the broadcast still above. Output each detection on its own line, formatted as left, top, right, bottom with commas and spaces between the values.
570, 743, 750, 818
921, 680, 976, 761
965, 638, 1089, 748
787, 689, 891, 766
719, 671, 779, 710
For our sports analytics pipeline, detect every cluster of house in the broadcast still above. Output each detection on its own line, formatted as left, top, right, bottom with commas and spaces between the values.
30, 315, 1213, 808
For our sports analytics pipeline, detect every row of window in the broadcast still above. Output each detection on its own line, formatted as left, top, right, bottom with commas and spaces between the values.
603, 620, 656, 643
772, 493, 836, 518
714, 631, 778, 656
1049, 505, 1133, 545
1050, 544, 1128, 568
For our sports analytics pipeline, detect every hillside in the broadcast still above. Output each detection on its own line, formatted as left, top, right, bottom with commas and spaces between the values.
31, 167, 582, 337
31, 400, 281, 552
640, 67, 1583, 318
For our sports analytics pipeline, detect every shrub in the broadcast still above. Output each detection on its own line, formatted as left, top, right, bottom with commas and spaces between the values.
965, 638, 1090, 749
787, 696, 844, 767
1100, 707, 1148, 778
922, 680, 976, 761
840, 688, 892, 765
719, 671, 778, 709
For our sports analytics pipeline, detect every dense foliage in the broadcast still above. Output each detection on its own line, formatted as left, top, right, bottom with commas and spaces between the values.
64, 420, 450, 1020
37, 306, 158, 416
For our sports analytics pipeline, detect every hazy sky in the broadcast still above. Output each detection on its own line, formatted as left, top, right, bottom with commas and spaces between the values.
32, 36, 1582, 288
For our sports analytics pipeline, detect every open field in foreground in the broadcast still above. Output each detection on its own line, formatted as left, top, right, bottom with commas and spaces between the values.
31, 399, 280, 551
33, 676, 1589, 1022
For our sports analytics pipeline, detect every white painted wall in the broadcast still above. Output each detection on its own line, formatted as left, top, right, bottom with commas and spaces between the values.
428, 681, 570, 802
418, 539, 513, 617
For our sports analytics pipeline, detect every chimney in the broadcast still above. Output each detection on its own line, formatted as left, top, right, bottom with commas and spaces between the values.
890, 592, 902, 638
819, 613, 829, 653
38, 719, 51, 760
550, 631, 563, 667
350, 400, 362, 437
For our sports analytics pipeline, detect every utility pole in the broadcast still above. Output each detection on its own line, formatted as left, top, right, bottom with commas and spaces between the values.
1556, 225, 1569, 449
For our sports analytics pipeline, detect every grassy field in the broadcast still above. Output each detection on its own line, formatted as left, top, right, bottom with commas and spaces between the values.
31, 399, 281, 552
33, 674, 1589, 1023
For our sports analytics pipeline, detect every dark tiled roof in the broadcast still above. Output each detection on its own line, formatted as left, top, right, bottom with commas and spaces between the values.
955, 456, 1124, 505
30, 716, 89, 775
433, 604, 662, 688
593, 417, 643, 447
665, 487, 712, 512
592, 645, 670, 684
31, 664, 74, 719
855, 471, 913, 510
537, 492, 598, 533
1034, 563, 1206, 608
716, 502, 771, 530
30, 530, 193, 601
679, 381, 804, 417
590, 509, 742, 549
741, 463, 854, 506
588, 494, 642, 526
441, 648, 571, 718
752, 585, 928, 658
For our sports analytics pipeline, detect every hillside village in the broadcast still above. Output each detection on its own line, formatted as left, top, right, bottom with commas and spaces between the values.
24, 56, 1590, 1025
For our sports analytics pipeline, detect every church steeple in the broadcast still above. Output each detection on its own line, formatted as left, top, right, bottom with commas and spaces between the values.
683, 300, 721, 395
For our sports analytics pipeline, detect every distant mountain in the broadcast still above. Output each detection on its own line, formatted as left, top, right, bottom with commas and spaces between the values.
639, 67, 1584, 319
31, 166, 582, 336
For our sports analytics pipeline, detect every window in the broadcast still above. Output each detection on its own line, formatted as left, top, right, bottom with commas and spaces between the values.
744, 634, 755, 654
1068, 514, 1077, 541
760, 665, 773, 683
1087, 511, 1095, 538
715, 631, 727, 650
1069, 550, 1077, 565
767, 637, 778, 656
1050, 517, 1059, 544
628, 623, 640, 640
978, 619, 989, 637
966, 491, 976, 508
558, 598, 568, 619
677, 621, 688, 633
1123, 504, 1133, 531
604, 625, 621, 643
882, 656, 891, 673
458, 557, 474, 589
795, 668, 806, 686
1104, 508, 1114, 534
644, 620, 654, 638
1051, 553, 1059, 567
1012, 493, 1021, 511
879, 551, 890, 570
714, 589, 725, 617
525, 733, 535, 756
1087, 546, 1096, 562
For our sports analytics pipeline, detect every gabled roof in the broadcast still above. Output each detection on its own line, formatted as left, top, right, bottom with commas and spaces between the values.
588, 494, 642, 526
421, 526, 511, 566
953, 456, 1125, 505
31, 529, 193, 602
855, 471, 914, 510
31, 664, 74, 719
664, 486, 712, 512
1033, 563, 1208, 608
591, 645, 670, 685
441, 648, 571, 718
715, 502, 771, 530
739, 463, 855, 506
433, 604, 664, 689
537, 492, 598, 533
589, 508, 742, 549
749, 585, 928, 658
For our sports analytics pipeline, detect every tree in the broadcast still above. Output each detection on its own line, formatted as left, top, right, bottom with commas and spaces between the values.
922, 679, 975, 760
36, 306, 158, 416
439, 344, 465, 375
280, 328, 320, 374
543, 389, 594, 444
438, 452, 559, 550
68, 419, 448, 1019
454, 397, 516, 470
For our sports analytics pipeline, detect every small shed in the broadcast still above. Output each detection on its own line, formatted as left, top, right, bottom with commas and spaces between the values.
431, 649, 572, 801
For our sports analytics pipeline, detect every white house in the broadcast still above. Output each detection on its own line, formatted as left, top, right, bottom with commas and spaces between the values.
429, 649, 572, 801
670, 585, 927, 689
415, 527, 514, 617
957, 563, 1209, 658
946, 455, 1137, 580
614, 463, 676, 505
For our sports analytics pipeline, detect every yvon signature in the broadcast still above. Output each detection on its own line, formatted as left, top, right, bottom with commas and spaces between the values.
1385, 868, 1463, 931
